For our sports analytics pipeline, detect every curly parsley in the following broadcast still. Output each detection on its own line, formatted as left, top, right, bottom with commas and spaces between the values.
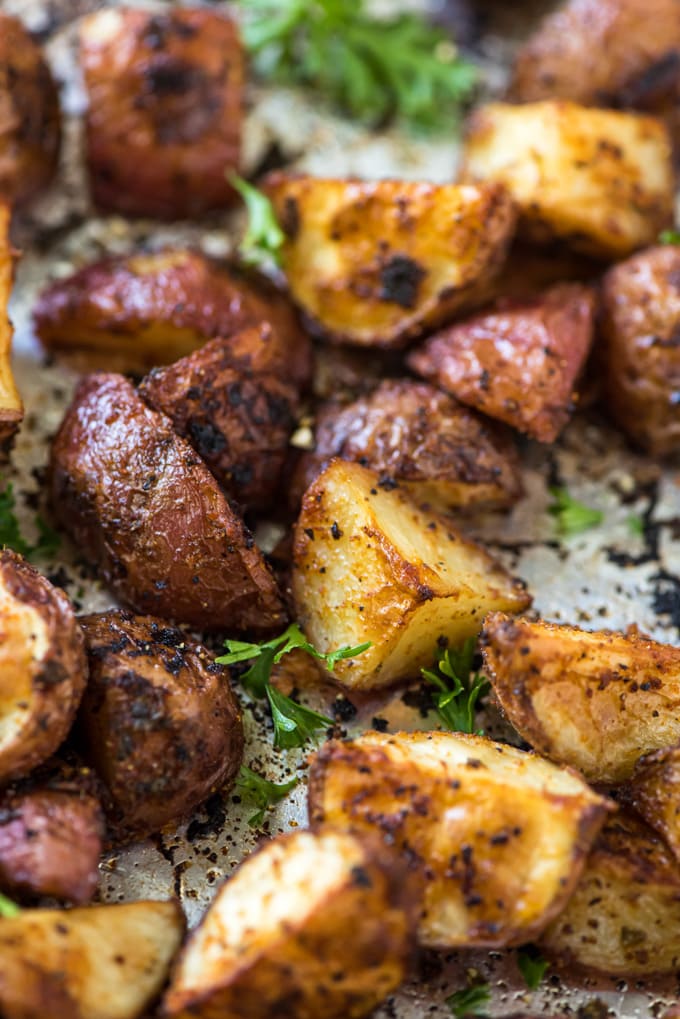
422, 637, 489, 734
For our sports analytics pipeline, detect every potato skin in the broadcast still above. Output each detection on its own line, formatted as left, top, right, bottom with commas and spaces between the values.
139, 327, 300, 513
49, 373, 285, 633
482, 612, 680, 784
624, 743, 680, 863
293, 380, 522, 512
264, 173, 517, 347
33, 249, 310, 379
77, 610, 244, 841
461, 101, 674, 259
0, 14, 61, 206
408, 284, 595, 442
0, 550, 88, 786
600, 245, 680, 457
0, 205, 21, 455
80, 8, 243, 218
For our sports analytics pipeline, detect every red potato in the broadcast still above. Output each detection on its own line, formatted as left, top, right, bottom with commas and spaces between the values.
49, 373, 286, 633
408, 283, 596, 442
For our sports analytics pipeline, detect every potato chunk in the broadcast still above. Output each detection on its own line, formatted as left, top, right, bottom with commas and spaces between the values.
264, 173, 517, 347
33, 249, 309, 378
600, 245, 680, 457
482, 613, 680, 784
80, 8, 243, 218
309, 730, 611, 949
0, 899, 184, 1019
624, 744, 680, 863
291, 460, 530, 691
161, 829, 417, 1019
541, 812, 680, 975
460, 101, 674, 258
0, 205, 21, 454
408, 284, 595, 442
49, 373, 285, 633
78, 610, 244, 841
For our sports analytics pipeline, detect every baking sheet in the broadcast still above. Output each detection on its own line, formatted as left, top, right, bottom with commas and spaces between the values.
2, 0, 680, 1014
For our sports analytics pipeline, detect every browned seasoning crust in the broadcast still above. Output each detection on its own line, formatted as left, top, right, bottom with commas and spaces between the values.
623, 742, 680, 863
48, 373, 286, 633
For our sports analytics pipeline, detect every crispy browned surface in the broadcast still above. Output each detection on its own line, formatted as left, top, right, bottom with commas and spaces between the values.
80, 8, 242, 218
33, 249, 310, 378
0, 549, 87, 786
408, 284, 595, 442
0, 14, 60, 206
264, 173, 517, 348
600, 245, 680, 457
624, 743, 680, 863
0, 205, 21, 455
49, 373, 285, 633
139, 327, 300, 513
482, 612, 680, 784
0, 785, 103, 904
541, 812, 680, 975
78, 610, 244, 841
162, 828, 418, 1019
308, 731, 611, 949
293, 380, 522, 512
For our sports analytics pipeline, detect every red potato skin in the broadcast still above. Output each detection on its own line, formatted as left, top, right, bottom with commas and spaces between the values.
81, 8, 243, 218
408, 283, 595, 442
48, 374, 286, 633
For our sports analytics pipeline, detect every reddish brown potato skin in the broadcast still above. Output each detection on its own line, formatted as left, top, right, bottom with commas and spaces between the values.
408, 284, 595, 442
600, 245, 680, 457
78, 611, 244, 841
139, 327, 300, 513
81, 8, 243, 218
0, 14, 61, 206
0, 785, 103, 904
49, 374, 285, 633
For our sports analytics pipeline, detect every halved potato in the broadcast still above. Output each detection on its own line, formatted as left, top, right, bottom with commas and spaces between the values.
0, 549, 87, 785
308, 730, 611, 949
482, 612, 680, 784
541, 812, 680, 975
161, 828, 418, 1018
460, 101, 674, 258
0, 899, 184, 1018
0, 205, 21, 454
624, 743, 680, 863
291, 459, 530, 691
263, 173, 517, 347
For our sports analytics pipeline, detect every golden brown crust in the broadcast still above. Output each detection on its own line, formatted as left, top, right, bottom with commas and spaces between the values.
624, 743, 680, 863
48, 373, 286, 633
80, 8, 243, 218
0, 205, 22, 455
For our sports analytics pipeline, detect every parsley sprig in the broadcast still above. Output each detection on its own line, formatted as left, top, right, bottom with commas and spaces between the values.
240, 0, 478, 132
446, 982, 490, 1018
659, 229, 680, 245
229, 174, 285, 270
422, 637, 489, 734
235, 765, 298, 827
0, 892, 20, 918
517, 946, 549, 990
548, 486, 603, 537
0, 482, 60, 562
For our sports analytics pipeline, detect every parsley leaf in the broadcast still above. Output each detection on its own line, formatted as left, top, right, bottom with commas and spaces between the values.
446, 982, 490, 1018
517, 946, 549, 990
234, 764, 298, 827
240, 0, 478, 132
0, 892, 20, 918
628, 514, 645, 538
0, 482, 60, 562
659, 229, 680, 245
229, 174, 285, 270
422, 637, 489, 734
266, 685, 334, 749
548, 486, 603, 537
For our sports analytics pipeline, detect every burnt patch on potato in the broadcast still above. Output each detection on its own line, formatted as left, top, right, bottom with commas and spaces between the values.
378, 256, 426, 309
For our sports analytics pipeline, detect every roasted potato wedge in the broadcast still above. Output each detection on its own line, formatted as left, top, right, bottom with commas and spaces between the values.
33, 249, 310, 379
293, 380, 522, 512
0, 14, 61, 206
482, 612, 680, 784
600, 245, 680, 457
49, 373, 285, 633
263, 173, 517, 347
0, 205, 21, 454
0, 549, 87, 786
309, 730, 611, 949
139, 328, 300, 513
292, 460, 530, 691
80, 8, 243, 218
460, 101, 674, 259
624, 743, 680, 863
0, 899, 184, 1018
78, 610, 244, 841
408, 284, 595, 442
541, 812, 680, 975
162, 828, 417, 1019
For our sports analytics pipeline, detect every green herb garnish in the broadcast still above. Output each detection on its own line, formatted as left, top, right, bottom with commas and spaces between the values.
240, 0, 478, 132
0, 482, 60, 562
422, 637, 489, 734
517, 946, 549, 990
628, 514, 645, 538
446, 982, 491, 1018
229, 174, 285, 270
659, 229, 680, 245
548, 486, 603, 537
0, 892, 20, 918
234, 765, 298, 827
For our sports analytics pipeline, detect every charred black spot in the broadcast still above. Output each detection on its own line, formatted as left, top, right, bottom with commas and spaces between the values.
280, 197, 300, 238
332, 696, 357, 722
350, 865, 372, 889
378, 255, 426, 309
188, 419, 227, 458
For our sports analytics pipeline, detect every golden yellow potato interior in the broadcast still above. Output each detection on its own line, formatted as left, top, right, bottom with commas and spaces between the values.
0, 579, 49, 751
0, 204, 22, 451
